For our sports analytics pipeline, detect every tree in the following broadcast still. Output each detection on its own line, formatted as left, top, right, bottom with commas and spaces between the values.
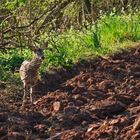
0, 0, 140, 51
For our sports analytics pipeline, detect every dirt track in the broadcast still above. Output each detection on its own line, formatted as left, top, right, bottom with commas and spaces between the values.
0, 46, 140, 140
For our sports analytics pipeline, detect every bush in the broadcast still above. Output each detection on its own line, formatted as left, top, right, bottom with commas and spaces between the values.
0, 51, 25, 81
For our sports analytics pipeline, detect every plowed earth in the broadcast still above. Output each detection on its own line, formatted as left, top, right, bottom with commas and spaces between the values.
0, 46, 140, 140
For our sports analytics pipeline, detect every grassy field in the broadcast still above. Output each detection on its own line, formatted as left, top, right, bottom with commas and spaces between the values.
0, 10, 140, 81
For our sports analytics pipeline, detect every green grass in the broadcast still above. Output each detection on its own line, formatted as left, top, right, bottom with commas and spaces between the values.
1, 11, 140, 81
43, 11, 140, 66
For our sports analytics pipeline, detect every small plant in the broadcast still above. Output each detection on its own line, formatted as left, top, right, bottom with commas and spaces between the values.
92, 22, 101, 48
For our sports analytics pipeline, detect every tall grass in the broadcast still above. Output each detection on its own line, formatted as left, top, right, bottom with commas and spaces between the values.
45, 10, 140, 65
1, 10, 140, 81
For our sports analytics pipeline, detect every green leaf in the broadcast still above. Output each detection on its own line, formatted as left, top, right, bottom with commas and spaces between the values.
18, 0, 27, 4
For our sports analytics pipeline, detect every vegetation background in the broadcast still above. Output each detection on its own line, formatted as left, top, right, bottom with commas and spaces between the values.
0, 0, 140, 81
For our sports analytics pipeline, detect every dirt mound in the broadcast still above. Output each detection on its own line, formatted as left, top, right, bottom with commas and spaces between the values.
0, 46, 140, 139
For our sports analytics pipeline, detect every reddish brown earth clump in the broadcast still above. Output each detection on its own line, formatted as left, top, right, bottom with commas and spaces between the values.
0, 46, 140, 140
